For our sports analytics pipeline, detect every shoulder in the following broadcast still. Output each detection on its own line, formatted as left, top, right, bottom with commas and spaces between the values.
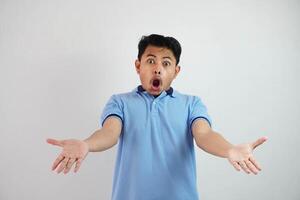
173, 90, 204, 104
108, 90, 139, 104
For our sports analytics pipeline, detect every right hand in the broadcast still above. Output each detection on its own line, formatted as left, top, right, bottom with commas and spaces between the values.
46, 138, 89, 174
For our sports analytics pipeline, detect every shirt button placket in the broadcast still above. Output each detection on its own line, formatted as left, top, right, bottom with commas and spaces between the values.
152, 101, 158, 115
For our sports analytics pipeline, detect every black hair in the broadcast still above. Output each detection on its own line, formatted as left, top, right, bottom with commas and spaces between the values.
137, 34, 182, 65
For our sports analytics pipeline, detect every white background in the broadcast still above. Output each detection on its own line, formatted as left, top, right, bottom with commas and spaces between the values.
0, 0, 299, 199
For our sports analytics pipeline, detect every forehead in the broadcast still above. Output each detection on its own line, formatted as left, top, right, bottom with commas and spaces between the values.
142, 45, 175, 60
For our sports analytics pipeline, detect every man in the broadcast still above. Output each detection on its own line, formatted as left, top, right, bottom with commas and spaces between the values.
47, 34, 267, 200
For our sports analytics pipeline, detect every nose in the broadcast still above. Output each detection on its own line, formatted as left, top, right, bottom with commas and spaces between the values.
153, 64, 162, 75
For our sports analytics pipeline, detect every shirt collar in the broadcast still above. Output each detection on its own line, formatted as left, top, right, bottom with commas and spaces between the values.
136, 85, 176, 98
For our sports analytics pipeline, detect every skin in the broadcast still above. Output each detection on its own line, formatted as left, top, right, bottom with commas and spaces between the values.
47, 45, 267, 175
135, 45, 181, 96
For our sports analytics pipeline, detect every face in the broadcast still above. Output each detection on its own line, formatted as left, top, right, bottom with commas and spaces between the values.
135, 45, 181, 96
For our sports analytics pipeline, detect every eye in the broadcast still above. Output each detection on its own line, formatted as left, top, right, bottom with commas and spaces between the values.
162, 61, 171, 67
147, 59, 155, 64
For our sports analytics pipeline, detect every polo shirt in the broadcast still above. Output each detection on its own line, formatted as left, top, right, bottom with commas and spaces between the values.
100, 85, 212, 200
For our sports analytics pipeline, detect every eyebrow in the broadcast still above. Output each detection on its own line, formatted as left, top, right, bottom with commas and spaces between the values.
146, 54, 173, 60
162, 56, 172, 60
146, 54, 156, 58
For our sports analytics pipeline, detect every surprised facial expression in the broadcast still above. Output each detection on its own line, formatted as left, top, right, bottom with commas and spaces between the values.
135, 45, 181, 96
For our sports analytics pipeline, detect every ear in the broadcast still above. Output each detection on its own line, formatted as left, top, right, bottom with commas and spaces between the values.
174, 65, 181, 78
135, 59, 141, 74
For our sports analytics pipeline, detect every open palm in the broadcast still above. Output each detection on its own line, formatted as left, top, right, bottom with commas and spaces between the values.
227, 137, 267, 174
47, 138, 89, 174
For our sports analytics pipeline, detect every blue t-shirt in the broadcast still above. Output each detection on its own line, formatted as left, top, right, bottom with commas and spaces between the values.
100, 86, 212, 200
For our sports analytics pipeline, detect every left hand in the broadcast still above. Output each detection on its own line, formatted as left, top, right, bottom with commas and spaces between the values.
227, 137, 268, 175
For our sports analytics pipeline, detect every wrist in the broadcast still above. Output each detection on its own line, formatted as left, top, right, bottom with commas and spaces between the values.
83, 139, 91, 152
225, 144, 235, 158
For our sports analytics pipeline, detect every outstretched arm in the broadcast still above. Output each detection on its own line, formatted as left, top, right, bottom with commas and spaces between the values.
84, 116, 122, 152
47, 116, 122, 174
192, 119, 267, 175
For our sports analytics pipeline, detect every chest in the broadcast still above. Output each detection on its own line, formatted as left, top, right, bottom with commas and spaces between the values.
122, 98, 189, 138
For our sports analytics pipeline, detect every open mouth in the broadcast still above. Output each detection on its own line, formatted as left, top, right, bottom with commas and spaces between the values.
152, 79, 160, 87
151, 78, 162, 90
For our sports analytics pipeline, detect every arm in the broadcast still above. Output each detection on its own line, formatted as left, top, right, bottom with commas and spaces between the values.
47, 116, 122, 174
192, 119, 267, 174
84, 116, 122, 152
192, 119, 233, 158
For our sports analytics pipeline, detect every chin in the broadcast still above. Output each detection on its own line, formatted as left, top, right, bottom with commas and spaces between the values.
151, 91, 161, 95
145, 88, 160, 95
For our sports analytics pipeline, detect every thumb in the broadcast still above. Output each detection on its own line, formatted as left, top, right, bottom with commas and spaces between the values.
252, 136, 268, 149
46, 138, 63, 147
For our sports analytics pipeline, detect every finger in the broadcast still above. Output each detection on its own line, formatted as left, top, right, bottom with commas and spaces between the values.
252, 137, 268, 149
238, 161, 251, 174
56, 157, 70, 174
74, 158, 83, 173
249, 156, 262, 171
64, 158, 76, 174
52, 154, 65, 171
229, 160, 241, 171
47, 138, 63, 147
245, 159, 259, 175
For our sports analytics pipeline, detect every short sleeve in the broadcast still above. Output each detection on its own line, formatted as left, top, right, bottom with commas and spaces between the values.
100, 95, 124, 127
189, 96, 212, 129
